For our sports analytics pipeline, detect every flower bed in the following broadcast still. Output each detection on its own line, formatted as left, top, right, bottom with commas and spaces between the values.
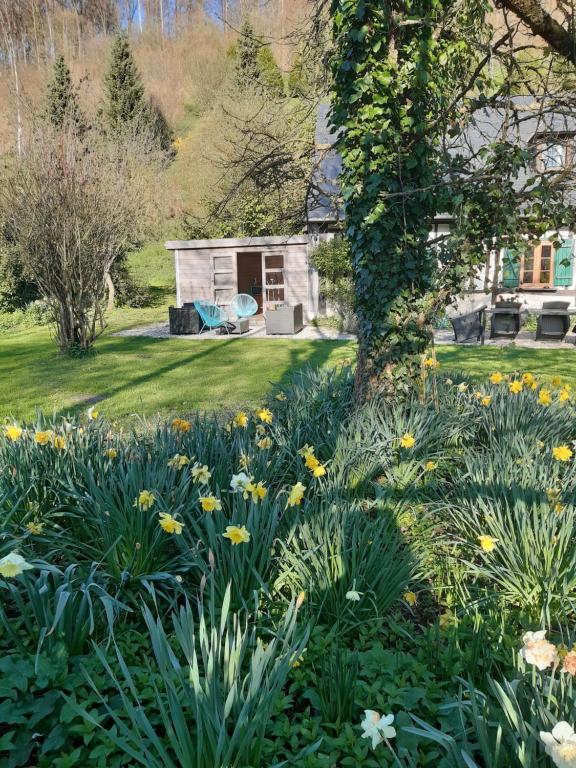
1, 364, 576, 766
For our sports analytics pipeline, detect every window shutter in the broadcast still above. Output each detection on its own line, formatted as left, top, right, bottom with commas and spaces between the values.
501, 249, 520, 288
553, 240, 574, 287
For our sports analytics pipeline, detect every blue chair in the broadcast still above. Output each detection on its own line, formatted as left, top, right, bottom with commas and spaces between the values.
230, 293, 258, 319
193, 300, 232, 334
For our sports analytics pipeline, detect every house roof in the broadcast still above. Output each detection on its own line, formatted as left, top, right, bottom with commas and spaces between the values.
307, 96, 576, 225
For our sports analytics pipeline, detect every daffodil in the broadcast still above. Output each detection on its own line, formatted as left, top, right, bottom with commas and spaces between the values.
400, 433, 415, 449
53, 435, 66, 451
158, 512, 184, 534
287, 481, 306, 507
478, 535, 498, 553
87, 406, 99, 421
105, 448, 118, 459
360, 711, 396, 750
457, 382, 468, 392
255, 407, 273, 424
257, 437, 272, 450
553, 445, 574, 462
222, 524, 251, 545
296, 591, 306, 609
136, 490, 155, 510
298, 444, 315, 458
481, 395, 492, 407
509, 380, 523, 394
25, 521, 43, 535
560, 388, 571, 403
312, 464, 326, 477
168, 453, 190, 470
191, 463, 211, 484
239, 452, 252, 469
424, 460, 438, 471
0, 552, 34, 578
232, 411, 249, 428
246, 481, 267, 503
423, 356, 439, 369
346, 589, 362, 601
522, 372, 535, 386
230, 472, 251, 492
275, 392, 287, 401
199, 495, 222, 513
172, 417, 191, 433
305, 453, 320, 470
539, 389, 553, 406
552, 376, 563, 388
404, 591, 417, 606
489, 372, 504, 384
34, 430, 53, 445
540, 721, 576, 768
4, 425, 22, 442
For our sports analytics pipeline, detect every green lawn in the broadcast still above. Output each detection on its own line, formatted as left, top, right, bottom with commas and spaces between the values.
3, 307, 576, 421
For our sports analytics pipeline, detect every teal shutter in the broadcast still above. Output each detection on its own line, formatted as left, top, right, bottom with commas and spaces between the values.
554, 240, 574, 287
501, 249, 520, 288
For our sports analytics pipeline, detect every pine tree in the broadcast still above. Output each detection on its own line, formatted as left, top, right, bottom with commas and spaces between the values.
103, 33, 146, 134
46, 54, 85, 131
235, 19, 260, 90
256, 46, 285, 98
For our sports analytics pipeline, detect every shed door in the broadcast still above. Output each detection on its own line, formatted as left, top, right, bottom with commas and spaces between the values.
212, 253, 237, 307
262, 251, 285, 306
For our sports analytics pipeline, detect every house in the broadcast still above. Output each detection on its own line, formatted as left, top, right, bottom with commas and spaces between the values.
166, 98, 576, 319
308, 98, 576, 312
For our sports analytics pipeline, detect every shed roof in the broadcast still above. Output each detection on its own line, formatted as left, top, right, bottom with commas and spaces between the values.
165, 235, 309, 251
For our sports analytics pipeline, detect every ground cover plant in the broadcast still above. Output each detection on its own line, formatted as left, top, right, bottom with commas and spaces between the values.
2, 361, 576, 766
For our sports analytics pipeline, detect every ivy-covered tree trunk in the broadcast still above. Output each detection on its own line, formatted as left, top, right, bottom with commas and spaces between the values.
330, 0, 465, 401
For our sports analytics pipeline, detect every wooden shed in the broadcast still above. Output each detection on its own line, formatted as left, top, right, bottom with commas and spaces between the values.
165, 235, 319, 320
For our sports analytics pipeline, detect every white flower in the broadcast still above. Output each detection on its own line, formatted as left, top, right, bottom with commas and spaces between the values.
346, 590, 362, 601
360, 710, 396, 750
540, 722, 576, 768
520, 629, 558, 671
0, 552, 34, 578
230, 472, 251, 492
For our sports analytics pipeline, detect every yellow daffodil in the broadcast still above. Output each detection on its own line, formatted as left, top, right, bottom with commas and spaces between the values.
87, 406, 99, 421
25, 521, 43, 535
312, 464, 327, 478
4, 425, 23, 442
474, 391, 483, 400
0, 552, 34, 578
539, 389, 552, 406
478, 535, 498, 553
287, 481, 306, 508
553, 445, 573, 462
522, 372, 535, 386
552, 376, 563, 388
136, 490, 155, 510
403, 591, 417, 606
171, 417, 191, 433
34, 430, 53, 445
305, 453, 320, 470
457, 383, 468, 393
222, 524, 251, 545
53, 435, 66, 451
275, 392, 287, 401
255, 407, 273, 424
559, 388, 571, 403
400, 433, 415, 449
191, 464, 211, 484
509, 380, 523, 394
105, 448, 118, 459
232, 411, 249, 428
168, 453, 190, 470
423, 356, 439, 369
481, 395, 492, 407
424, 460, 438, 472
239, 452, 252, 469
158, 512, 184, 534
248, 481, 267, 502
257, 437, 273, 450
489, 372, 504, 384
199, 495, 222, 513
298, 444, 315, 458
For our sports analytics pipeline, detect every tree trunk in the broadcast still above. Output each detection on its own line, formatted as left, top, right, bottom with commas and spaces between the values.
500, 0, 576, 66
105, 272, 115, 311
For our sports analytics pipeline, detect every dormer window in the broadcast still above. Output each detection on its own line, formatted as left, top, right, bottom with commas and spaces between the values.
542, 143, 566, 170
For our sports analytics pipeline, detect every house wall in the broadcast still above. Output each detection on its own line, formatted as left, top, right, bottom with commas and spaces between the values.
166, 236, 317, 321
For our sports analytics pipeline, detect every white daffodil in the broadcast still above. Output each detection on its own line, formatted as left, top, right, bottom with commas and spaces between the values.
360, 710, 396, 750
0, 552, 34, 578
346, 590, 362, 601
520, 629, 558, 671
540, 721, 576, 768
230, 472, 251, 492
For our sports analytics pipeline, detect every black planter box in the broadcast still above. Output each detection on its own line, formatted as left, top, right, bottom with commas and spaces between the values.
169, 305, 200, 335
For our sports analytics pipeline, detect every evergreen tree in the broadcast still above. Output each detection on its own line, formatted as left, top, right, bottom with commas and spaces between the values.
103, 33, 146, 134
46, 54, 85, 132
235, 19, 260, 90
142, 97, 174, 155
256, 46, 285, 98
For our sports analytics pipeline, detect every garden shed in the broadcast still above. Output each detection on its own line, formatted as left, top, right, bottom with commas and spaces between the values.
165, 235, 319, 320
